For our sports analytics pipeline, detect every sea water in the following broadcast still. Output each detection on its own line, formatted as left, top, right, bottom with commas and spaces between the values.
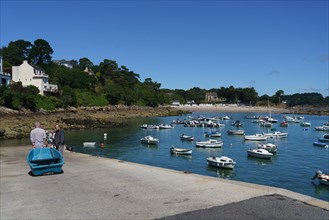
2, 111, 329, 201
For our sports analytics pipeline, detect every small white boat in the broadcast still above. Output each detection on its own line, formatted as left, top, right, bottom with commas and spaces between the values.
300, 121, 311, 127
312, 170, 329, 185
207, 156, 236, 169
263, 131, 288, 138
227, 129, 245, 135
247, 148, 273, 159
83, 142, 96, 147
204, 131, 221, 138
196, 139, 223, 148
244, 134, 267, 141
315, 126, 329, 131
159, 124, 174, 129
170, 146, 192, 155
140, 135, 159, 145
257, 143, 277, 153
180, 134, 194, 141
140, 124, 159, 129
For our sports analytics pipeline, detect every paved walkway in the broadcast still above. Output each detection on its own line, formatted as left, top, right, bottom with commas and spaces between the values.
1, 146, 328, 219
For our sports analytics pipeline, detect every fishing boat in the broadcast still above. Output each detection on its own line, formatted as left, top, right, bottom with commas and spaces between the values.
140, 135, 159, 145
227, 129, 245, 135
83, 142, 96, 147
244, 134, 267, 141
247, 148, 273, 159
196, 139, 223, 148
204, 131, 221, 138
257, 143, 277, 153
170, 146, 192, 155
180, 134, 194, 141
207, 156, 236, 169
312, 170, 329, 185
26, 148, 64, 176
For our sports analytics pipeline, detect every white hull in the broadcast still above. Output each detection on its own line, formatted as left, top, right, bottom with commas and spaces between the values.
196, 140, 223, 148
170, 147, 192, 155
207, 156, 236, 169
247, 149, 273, 159
83, 142, 96, 147
141, 136, 159, 145
244, 134, 267, 141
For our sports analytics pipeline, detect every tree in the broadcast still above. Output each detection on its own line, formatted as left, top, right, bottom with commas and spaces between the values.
273, 90, 284, 104
2, 40, 33, 65
29, 39, 53, 65
79, 57, 94, 70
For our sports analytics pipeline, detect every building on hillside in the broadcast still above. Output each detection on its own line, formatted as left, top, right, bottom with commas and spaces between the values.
53, 59, 74, 69
0, 56, 11, 86
205, 92, 218, 102
172, 101, 181, 106
186, 100, 195, 105
12, 60, 58, 95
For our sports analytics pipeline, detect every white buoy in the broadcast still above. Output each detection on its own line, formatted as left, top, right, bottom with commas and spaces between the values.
104, 133, 107, 140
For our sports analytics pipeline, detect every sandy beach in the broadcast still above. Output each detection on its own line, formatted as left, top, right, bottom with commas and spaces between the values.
172, 104, 287, 113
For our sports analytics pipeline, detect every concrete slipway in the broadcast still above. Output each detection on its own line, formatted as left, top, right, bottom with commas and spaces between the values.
1, 146, 328, 220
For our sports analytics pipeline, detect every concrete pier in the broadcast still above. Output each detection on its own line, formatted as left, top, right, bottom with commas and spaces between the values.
1, 146, 328, 219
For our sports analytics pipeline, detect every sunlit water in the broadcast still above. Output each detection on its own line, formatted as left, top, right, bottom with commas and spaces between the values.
2, 112, 329, 201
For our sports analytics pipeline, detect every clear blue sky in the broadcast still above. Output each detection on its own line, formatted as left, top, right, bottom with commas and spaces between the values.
1, 0, 328, 97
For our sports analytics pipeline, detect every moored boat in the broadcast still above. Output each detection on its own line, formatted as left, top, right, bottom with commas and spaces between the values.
247, 148, 273, 159
204, 131, 221, 138
140, 135, 159, 145
312, 170, 329, 185
180, 134, 194, 141
170, 146, 192, 155
26, 148, 64, 176
83, 142, 96, 147
300, 121, 311, 127
313, 142, 329, 147
262, 131, 288, 138
159, 124, 174, 129
257, 143, 277, 153
244, 134, 267, 141
196, 139, 223, 148
227, 129, 245, 135
207, 156, 236, 169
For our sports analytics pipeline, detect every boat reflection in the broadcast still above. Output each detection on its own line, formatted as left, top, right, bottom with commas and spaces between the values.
207, 166, 237, 179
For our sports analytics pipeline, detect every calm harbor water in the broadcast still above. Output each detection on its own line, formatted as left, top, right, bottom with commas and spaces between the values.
2, 111, 329, 201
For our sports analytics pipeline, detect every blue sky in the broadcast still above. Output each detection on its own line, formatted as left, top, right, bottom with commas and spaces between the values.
1, 0, 328, 97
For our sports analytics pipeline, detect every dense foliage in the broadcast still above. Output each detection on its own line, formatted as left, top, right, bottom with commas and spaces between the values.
0, 39, 328, 111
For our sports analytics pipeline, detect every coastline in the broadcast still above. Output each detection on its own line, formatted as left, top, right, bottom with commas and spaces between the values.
172, 104, 286, 113
1, 104, 328, 140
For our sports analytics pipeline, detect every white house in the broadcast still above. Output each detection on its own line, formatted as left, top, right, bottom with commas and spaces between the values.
0, 56, 11, 86
12, 60, 58, 95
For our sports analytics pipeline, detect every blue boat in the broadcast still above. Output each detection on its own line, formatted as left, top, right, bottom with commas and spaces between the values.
26, 148, 64, 176
313, 142, 329, 147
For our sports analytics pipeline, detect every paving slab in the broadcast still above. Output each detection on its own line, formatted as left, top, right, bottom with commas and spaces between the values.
1, 146, 328, 219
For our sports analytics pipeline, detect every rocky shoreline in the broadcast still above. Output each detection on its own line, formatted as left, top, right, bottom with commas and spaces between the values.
0, 106, 187, 140
1, 104, 328, 140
